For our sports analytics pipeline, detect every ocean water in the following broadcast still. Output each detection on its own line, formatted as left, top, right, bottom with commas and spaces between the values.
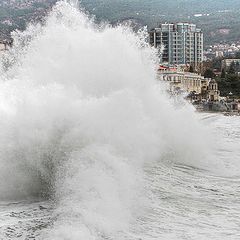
0, 2, 240, 239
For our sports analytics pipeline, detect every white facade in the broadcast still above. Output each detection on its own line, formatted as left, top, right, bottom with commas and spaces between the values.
158, 68, 204, 94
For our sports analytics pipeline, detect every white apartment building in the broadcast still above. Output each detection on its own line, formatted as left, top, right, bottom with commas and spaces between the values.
149, 23, 203, 66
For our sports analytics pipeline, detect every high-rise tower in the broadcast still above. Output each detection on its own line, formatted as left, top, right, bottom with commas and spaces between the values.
149, 23, 203, 66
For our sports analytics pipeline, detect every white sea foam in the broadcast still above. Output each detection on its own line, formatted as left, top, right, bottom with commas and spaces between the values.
0, 1, 220, 239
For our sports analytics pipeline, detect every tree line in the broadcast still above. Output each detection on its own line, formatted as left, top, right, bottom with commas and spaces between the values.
203, 54, 240, 97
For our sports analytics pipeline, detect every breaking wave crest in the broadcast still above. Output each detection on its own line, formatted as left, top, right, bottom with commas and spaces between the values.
0, 1, 215, 239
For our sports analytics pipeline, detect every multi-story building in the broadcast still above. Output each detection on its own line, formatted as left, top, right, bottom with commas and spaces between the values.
158, 65, 221, 97
158, 66, 204, 94
0, 42, 7, 52
149, 23, 203, 67
0, 40, 12, 55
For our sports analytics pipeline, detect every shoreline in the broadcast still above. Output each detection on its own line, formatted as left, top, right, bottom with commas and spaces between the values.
196, 109, 240, 116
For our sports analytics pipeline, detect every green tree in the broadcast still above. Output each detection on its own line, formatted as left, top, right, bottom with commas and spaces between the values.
228, 61, 236, 74
235, 51, 240, 59
189, 65, 194, 73
217, 74, 240, 97
221, 68, 226, 78
204, 69, 215, 79
236, 61, 240, 72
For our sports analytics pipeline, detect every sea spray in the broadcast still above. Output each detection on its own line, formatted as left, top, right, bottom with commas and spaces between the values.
0, 1, 215, 239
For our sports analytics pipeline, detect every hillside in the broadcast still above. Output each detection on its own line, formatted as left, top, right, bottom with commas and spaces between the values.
0, 0, 240, 45
81, 0, 240, 45
0, 0, 56, 40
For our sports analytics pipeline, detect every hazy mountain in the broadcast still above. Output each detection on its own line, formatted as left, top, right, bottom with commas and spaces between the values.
80, 0, 240, 45
0, 0, 240, 45
81, 0, 240, 15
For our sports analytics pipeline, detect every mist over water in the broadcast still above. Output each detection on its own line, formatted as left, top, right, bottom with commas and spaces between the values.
1, 1, 238, 240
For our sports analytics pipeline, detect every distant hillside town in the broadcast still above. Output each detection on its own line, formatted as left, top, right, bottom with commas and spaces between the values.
0, 0, 56, 41
150, 22, 240, 114
205, 42, 240, 60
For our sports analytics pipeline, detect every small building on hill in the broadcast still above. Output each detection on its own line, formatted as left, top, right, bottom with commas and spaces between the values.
221, 59, 240, 70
